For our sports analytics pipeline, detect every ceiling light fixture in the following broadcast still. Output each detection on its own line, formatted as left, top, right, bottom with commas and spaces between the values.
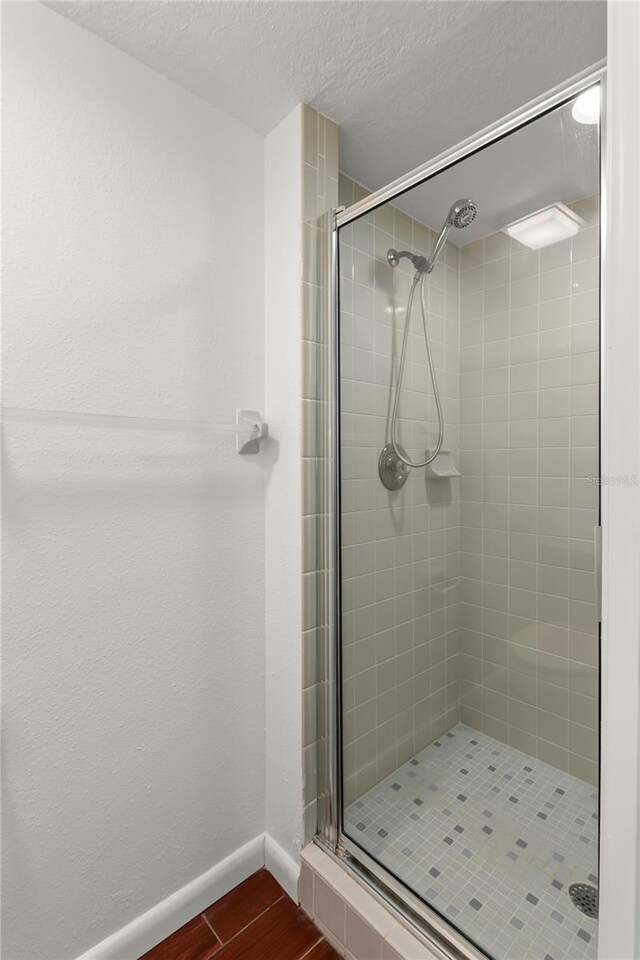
572, 86, 600, 125
502, 203, 584, 250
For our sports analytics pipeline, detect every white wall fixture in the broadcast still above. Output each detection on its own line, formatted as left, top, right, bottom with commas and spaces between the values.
423, 448, 461, 480
236, 409, 268, 454
1, 406, 268, 454
503, 202, 584, 248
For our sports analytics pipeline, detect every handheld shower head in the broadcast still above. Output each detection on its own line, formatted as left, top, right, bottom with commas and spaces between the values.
427, 198, 477, 271
386, 199, 478, 276
447, 198, 477, 229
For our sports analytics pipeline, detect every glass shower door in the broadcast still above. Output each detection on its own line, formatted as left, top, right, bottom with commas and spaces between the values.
337, 85, 601, 960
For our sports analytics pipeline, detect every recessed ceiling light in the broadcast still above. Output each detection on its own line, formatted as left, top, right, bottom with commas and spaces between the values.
503, 203, 585, 250
572, 86, 600, 125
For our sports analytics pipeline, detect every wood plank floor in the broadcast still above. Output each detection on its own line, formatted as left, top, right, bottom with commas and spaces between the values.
140, 869, 341, 960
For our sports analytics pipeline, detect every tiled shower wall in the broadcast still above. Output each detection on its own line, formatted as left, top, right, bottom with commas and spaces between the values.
304, 149, 599, 838
301, 105, 339, 842
338, 175, 462, 805
457, 196, 600, 785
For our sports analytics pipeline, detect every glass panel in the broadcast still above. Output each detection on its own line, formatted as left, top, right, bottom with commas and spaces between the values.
338, 86, 600, 960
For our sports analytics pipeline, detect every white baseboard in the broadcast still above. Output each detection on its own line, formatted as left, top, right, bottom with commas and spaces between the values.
264, 833, 300, 902
76, 834, 265, 960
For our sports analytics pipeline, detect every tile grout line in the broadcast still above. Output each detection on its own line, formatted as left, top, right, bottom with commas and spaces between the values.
200, 912, 221, 940
298, 932, 327, 960
205, 891, 286, 947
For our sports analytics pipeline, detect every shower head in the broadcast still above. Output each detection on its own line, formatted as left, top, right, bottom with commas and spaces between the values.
386, 198, 478, 275
427, 198, 478, 271
447, 198, 477, 229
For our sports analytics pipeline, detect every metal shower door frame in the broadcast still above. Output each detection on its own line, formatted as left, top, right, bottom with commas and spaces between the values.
317, 61, 607, 960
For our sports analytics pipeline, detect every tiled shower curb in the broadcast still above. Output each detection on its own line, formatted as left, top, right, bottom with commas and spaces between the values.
300, 842, 438, 960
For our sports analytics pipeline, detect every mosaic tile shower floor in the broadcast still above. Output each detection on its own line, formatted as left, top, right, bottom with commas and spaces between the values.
344, 723, 598, 960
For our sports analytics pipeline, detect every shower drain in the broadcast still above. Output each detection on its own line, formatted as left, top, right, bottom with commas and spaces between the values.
568, 883, 599, 919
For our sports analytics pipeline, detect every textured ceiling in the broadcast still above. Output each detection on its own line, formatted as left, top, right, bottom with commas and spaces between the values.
47, 0, 606, 207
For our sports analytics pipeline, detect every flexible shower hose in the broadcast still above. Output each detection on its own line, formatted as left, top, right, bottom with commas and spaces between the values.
390, 270, 444, 468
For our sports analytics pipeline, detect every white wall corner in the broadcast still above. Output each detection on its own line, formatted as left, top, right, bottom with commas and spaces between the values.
264, 103, 305, 875
264, 833, 301, 903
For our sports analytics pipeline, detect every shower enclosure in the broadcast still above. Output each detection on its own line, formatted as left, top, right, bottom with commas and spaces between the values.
318, 68, 603, 960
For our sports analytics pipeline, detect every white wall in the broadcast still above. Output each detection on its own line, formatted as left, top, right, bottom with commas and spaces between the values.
263, 105, 304, 892
1, 4, 265, 958
599, 2, 640, 955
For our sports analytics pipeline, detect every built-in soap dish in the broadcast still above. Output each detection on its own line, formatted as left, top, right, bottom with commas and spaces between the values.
424, 448, 460, 479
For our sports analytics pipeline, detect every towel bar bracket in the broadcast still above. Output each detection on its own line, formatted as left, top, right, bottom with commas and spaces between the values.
236, 409, 268, 455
